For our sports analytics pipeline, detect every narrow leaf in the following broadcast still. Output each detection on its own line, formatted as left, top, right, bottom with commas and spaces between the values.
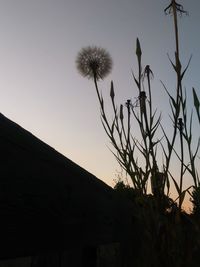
120, 104, 124, 121
171, 175, 180, 195
132, 70, 140, 89
167, 54, 177, 72
179, 190, 186, 208
193, 87, 200, 123
180, 55, 192, 80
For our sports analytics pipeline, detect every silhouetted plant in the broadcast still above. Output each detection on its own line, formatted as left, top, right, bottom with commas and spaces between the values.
76, 0, 200, 266
76, 0, 200, 213
161, 0, 200, 213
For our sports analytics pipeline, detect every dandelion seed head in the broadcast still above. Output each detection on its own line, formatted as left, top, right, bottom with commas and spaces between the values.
76, 46, 112, 80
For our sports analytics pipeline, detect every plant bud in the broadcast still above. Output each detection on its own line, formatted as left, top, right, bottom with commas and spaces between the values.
110, 81, 115, 100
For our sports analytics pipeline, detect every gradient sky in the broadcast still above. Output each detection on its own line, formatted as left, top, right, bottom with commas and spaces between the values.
0, 0, 200, 208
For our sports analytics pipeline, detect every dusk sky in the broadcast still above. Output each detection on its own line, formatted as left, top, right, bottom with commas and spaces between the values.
0, 0, 199, 207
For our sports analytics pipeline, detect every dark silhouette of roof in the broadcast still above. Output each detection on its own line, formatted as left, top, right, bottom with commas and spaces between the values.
0, 113, 133, 260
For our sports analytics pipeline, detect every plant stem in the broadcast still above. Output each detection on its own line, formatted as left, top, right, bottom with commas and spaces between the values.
178, 118, 184, 210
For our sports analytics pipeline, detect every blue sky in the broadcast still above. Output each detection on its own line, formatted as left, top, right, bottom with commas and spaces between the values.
0, 1, 199, 207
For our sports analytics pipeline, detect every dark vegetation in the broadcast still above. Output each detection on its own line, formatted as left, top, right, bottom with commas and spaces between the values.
114, 181, 200, 266
77, 0, 200, 266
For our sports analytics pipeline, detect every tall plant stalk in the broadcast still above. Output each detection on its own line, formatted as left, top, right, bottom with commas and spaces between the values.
76, 0, 200, 211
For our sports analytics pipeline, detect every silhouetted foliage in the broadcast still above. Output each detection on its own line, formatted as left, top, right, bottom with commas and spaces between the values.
191, 186, 200, 216
77, 0, 200, 214
77, 0, 200, 266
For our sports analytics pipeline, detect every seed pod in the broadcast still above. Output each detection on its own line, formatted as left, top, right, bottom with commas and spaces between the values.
110, 81, 115, 100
